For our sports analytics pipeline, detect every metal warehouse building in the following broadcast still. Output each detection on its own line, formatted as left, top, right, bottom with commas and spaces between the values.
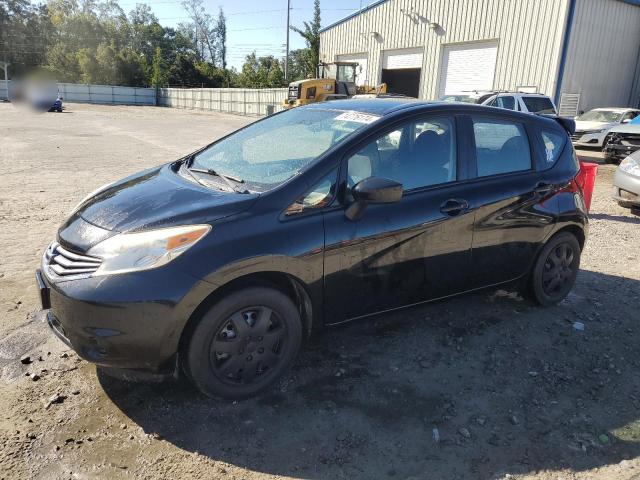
319, 0, 640, 115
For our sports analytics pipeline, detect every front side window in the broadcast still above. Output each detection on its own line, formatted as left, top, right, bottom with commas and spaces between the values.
191, 108, 379, 192
472, 118, 531, 177
495, 96, 516, 110
347, 117, 456, 191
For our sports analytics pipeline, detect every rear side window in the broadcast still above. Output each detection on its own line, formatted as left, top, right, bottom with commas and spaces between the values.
541, 130, 566, 165
521, 96, 555, 114
472, 118, 532, 177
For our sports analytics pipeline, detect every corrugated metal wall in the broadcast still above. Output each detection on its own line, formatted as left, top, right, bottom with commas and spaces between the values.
0, 81, 155, 105
58, 83, 155, 105
158, 88, 288, 117
560, 0, 640, 111
320, 0, 571, 100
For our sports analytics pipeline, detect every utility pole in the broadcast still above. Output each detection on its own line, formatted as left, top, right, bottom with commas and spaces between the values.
285, 0, 290, 81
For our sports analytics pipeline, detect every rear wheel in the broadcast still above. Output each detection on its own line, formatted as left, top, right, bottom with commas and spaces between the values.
184, 287, 302, 399
530, 232, 581, 306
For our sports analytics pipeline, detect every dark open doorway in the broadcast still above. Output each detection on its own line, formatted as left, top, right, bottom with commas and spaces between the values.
381, 68, 421, 97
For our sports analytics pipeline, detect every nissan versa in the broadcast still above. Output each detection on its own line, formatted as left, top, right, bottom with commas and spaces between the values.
36, 99, 587, 399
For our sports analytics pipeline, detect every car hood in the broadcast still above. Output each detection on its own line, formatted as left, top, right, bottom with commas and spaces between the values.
58, 163, 258, 249
574, 120, 614, 131
608, 123, 640, 134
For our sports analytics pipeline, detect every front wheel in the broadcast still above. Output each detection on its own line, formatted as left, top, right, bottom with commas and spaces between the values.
530, 232, 581, 306
184, 287, 302, 399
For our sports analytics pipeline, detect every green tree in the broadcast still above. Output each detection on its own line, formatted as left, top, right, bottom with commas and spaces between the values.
150, 46, 168, 88
290, 0, 320, 78
237, 53, 285, 88
215, 8, 227, 70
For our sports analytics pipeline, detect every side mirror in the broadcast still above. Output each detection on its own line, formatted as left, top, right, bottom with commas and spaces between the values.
622, 118, 631, 124
345, 177, 403, 221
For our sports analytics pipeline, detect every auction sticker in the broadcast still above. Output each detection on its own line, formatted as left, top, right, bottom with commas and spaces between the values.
335, 111, 381, 124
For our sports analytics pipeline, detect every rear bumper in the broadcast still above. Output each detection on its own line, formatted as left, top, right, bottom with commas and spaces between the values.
37, 265, 214, 373
604, 143, 639, 162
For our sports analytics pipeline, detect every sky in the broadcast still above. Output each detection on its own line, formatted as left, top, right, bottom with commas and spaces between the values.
113, 0, 374, 70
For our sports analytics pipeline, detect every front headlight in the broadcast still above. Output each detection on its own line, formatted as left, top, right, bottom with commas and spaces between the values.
87, 225, 211, 276
619, 156, 640, 177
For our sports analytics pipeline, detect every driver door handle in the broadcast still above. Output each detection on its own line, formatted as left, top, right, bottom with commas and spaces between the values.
440, 199, 469, 216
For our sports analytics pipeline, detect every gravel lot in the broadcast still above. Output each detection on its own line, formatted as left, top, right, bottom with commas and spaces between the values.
1, 103, 639, 480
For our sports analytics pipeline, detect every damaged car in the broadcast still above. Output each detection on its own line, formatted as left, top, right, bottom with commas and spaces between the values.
604, 115, 640, 164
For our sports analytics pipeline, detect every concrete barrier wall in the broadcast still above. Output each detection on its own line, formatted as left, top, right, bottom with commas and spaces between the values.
158, 87, 288, 117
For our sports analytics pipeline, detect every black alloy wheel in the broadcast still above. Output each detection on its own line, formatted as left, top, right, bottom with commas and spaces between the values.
184, 287, 302, 399
531, 232, 581, 306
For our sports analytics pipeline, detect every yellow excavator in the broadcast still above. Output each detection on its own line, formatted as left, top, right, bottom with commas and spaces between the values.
283, 61, 387, 109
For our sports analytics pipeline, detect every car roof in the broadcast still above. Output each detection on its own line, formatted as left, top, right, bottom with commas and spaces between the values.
300, 98, 563, 129
303, 98, 421, 115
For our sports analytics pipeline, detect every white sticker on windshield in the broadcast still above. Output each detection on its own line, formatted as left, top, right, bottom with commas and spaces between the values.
335, 111, 380, 124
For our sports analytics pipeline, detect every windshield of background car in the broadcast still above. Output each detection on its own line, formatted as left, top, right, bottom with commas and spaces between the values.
191, 108, 379, 191
577, 110, 622, 123
439, 95, 477, 103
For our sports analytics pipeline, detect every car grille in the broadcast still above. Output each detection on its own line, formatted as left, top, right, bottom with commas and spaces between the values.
43, 242, 102, 277
570, 132, 584, 141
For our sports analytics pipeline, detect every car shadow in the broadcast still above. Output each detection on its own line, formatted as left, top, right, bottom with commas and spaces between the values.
99, 270, 640, 479
589, 212, 640, 224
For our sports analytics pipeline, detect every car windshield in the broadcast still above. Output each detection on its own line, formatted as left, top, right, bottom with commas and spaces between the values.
577, 110, 623, 123
190, 108, 379, 192
439, 95, 478, 104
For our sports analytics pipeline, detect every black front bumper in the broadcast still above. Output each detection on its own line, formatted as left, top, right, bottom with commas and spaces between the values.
604, 143, 639, 161
36, 265, 214, 372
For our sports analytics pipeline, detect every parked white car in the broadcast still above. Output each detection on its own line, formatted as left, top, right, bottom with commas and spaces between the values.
572, 108, 640, 148
481, 92, 557, 114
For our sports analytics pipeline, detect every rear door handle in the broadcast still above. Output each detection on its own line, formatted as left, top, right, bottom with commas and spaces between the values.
534, 182, 553, 195
440, 199, 469, 216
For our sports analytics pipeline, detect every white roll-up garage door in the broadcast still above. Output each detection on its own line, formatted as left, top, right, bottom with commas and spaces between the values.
439, 42, 498, 97
336, 53, 368, 86
382, 48, 424, 70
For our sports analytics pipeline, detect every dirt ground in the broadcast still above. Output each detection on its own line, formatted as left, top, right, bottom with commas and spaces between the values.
1, 103, 639, 480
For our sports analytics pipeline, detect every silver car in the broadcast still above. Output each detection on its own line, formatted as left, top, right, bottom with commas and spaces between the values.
613, 149, 640, 214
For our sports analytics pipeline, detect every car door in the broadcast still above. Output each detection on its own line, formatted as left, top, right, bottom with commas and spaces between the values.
322, 114, 475, 322
461, 114, 557, 287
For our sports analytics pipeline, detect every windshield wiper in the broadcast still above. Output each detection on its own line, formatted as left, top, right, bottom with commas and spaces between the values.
187, 166, 248, 194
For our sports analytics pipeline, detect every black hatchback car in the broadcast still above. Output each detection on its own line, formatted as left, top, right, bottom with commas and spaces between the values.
36, 99, 587, 399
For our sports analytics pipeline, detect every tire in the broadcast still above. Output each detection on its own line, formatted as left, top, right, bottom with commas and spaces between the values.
184, 287, 302, 399
530, 232, 581, 306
